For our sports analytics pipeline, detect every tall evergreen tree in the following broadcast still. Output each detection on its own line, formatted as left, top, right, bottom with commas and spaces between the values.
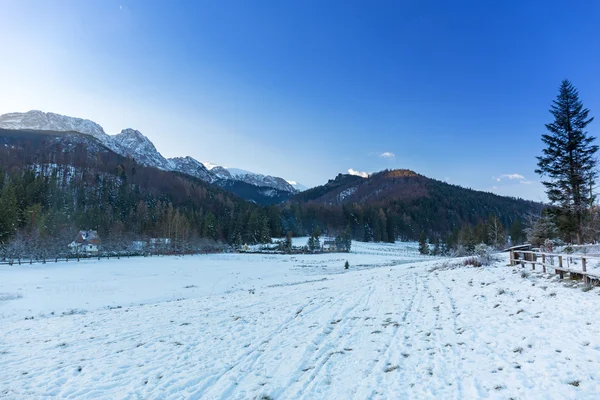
418, 232, 429, 255
536, 80, 598, 244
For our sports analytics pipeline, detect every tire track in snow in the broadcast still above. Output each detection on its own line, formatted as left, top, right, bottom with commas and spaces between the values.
190, 293, 331, 399
361, 272, 419, 386
281, 283, 377, 399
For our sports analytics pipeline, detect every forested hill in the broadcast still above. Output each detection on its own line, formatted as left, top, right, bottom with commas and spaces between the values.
281, 169, 545, 243
0, 128, 281, 253
0, 129, 545, 254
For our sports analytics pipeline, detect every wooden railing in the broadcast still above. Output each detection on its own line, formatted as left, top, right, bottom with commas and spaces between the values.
0, 249, 227, 266
510, 250, 600, 285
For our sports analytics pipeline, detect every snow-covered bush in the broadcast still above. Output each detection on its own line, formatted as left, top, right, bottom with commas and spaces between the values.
450, 244, 468, 257
463, 256, 482, 267
473, 243, 496, 265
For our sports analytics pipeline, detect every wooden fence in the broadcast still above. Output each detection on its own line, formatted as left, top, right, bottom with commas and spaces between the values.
0, 249, 228, 266
510, 249, 600, 285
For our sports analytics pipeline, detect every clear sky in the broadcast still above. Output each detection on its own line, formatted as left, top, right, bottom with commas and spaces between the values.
1, 0, 599, 201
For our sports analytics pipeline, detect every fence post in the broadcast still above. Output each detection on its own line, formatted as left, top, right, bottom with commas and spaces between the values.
582, 257, 588, 285
510, 250, 515, 266
558, 255, 564, 279
542, 254, 546, 273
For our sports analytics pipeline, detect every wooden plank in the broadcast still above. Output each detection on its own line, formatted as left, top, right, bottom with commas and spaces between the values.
542, 254, 546, 273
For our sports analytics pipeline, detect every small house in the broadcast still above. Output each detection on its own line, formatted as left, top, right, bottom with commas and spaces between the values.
322, 239, 336, 252
69, 230, 101, 255
149, 238, 171, 251
131, 241, 147, 252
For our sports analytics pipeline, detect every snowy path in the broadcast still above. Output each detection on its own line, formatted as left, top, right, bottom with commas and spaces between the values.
2, 252, 600, 399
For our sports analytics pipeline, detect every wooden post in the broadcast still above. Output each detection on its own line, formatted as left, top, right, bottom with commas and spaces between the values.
542, 254, 546, 273
510, 249, 515, 266
582, 257, 589, 285
558, 255, 564, 279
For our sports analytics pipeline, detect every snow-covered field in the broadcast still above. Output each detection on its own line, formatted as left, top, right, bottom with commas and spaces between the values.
1, 242, 600, 399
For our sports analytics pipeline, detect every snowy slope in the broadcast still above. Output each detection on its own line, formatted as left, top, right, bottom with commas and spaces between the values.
0, 111, 303, 195
227, 167, 298, 193
287, 180, 309, 192
113, 128, 173, 170
0, 110, 117, 151
1, 246, 600, 399
169, 156, 214, 182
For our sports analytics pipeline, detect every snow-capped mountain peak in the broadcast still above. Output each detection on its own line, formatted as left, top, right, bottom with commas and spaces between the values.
0, 110, 306, 199
202, 161, 221, 171
202, 164, 300, 193
287, 180, 309, 192
113, 128, 172, 170
0, 110, 114, 149
169, 156, 213, 182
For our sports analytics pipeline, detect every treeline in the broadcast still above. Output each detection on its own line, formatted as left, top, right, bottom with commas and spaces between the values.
419, 215, 525, 255
278, 173, 539, 247
0, 165, 284, 259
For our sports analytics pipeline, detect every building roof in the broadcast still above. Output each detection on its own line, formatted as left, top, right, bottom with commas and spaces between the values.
503, 243, 531, 252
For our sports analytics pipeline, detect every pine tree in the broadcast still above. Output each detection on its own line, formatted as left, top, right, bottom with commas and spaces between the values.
0, 182, 19, 244
418, 232, 429, 255
307, 236, 316, 251
525, 213, 558, 247
536, 80, 598, 244
509, 219, 524, 245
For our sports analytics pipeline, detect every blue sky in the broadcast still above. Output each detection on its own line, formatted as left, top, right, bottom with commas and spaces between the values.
1, 0, 599, 201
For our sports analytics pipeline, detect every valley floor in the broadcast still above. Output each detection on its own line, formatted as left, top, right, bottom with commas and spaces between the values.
1, 243, 599, 399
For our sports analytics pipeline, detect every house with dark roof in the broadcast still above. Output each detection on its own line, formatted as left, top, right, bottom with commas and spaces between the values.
69, 230, 101, 254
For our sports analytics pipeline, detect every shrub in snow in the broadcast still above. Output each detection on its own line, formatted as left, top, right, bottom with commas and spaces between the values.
344, 260, 349, 270
451, 245, 468, 257
473, 243, 496, 266
463, 257, 482, 267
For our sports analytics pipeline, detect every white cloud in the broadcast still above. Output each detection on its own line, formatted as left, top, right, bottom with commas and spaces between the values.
379, 152, 395, 159
493, 173, 526, 182
348, 168, 369, 178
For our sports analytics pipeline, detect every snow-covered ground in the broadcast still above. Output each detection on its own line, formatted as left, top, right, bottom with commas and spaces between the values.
1, 243, 599, 399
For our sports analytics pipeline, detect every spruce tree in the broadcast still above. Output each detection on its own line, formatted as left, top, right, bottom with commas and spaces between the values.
418, 232, 429, 255
509, 220, 524, 245
536, 80, 598, 244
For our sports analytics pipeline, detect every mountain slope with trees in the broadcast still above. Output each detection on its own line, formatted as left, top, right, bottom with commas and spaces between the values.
283, 169, 543, 249
0, 128, 281, 257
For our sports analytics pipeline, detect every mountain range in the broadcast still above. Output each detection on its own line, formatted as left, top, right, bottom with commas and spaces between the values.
0, 112, 545, 244
0, 110, 303, 203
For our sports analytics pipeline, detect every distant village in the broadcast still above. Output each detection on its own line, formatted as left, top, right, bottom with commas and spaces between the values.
67, 230, 351, 257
